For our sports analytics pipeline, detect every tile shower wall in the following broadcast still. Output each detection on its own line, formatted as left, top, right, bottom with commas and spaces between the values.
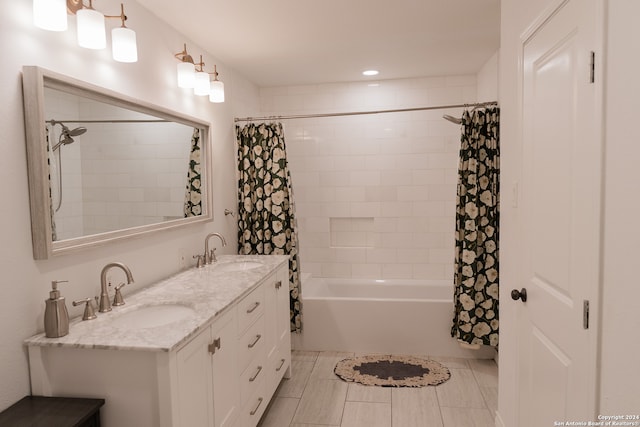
260, 75, 477, 279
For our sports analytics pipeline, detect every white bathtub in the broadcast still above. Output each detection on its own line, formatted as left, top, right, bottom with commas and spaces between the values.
292, 275, 495, 359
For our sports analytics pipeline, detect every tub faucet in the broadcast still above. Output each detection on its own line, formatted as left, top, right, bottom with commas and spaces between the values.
99, 262, 134, 313
204, 232, 227, 264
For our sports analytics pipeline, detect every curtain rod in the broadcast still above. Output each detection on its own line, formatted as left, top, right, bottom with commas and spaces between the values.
45, 119, 169, 124
234, 101, 498, 123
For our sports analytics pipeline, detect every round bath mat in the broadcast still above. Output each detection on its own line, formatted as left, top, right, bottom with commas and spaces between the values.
334, 354, 451, 387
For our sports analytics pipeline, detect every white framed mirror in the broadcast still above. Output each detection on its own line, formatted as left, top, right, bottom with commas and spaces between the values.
22, 66, 213, 260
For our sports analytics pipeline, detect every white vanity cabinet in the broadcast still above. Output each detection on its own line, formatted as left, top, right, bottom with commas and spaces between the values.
26, 256, 291, 427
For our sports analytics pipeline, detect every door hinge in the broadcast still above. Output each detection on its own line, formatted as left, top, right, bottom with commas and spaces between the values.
208, 337, 221, 354
583, 300, 590, 329
589, 51, 595, 84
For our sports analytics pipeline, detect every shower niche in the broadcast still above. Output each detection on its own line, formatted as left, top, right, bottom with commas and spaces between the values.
22, 66, 213, 260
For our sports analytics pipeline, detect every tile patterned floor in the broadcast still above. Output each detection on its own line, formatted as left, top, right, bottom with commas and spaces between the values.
258, 351, 498, 427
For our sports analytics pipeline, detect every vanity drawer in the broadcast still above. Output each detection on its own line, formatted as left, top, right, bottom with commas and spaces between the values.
238, 315, 265, 374
240, 379, 268, 427
266, 344, 291, 394
237, 284, 265, 334
239, 351, 267, 404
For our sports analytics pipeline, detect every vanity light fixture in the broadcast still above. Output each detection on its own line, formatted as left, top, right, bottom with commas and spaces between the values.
110, 4, 137, 62
32, 0, 138, 63
209, 65, 225, 103
193, 56, 211, 96
174, 44, 196, 88
174, 45, 226, 103
76, 1, 106, 49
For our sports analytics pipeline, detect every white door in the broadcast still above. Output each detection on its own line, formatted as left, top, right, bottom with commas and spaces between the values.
517, 0, 600, 425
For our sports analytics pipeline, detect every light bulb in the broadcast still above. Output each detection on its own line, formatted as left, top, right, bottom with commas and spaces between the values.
177, 62, 195, 88
77, 8, 106, 49
112, 27, 138, 62
209, 80, 225, 103
193, 72, 210, 96
33, 0, 67, 31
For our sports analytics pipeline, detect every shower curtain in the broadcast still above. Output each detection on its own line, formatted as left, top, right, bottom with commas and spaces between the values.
451, 107, 500, 347
236, 122, 302, 332
184, 128, 202, 217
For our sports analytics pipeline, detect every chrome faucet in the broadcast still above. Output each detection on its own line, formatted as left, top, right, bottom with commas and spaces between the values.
99, 262, 134, 313
204, 232, 227, 264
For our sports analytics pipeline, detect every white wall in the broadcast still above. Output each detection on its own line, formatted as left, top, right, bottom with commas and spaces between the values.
499, 0, 640, 424
260, 76, 477, 280
477, 51, 499, 102
0, 0, 260, 411
600, 0, 640, 414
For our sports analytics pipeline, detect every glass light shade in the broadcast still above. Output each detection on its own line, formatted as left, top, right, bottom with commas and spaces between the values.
177, 62, 195, 88
33, 0, 67, 31
77, 8, 106, 49
193, 72, 210, 96
112, 27, 138, 62
209, 80, 225, 103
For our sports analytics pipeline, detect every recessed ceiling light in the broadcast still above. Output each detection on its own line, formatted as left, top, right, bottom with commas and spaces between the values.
362, 70, 379, 76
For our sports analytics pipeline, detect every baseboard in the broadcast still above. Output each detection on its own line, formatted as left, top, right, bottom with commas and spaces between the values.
494, 411, 505, 427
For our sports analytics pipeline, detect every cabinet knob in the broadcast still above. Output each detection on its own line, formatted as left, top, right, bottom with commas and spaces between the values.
275, 281, 282, 289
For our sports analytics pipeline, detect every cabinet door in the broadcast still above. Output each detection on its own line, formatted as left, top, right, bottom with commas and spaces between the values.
266, 265, 293, 393
263, 273, 278, 361
211, 308, 239, 427
176, 328, 214, 427
276, 265, 291, 348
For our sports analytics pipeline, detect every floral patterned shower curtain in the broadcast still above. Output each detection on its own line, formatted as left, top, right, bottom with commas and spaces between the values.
451, 107, 500, 347
184, 128, 202, 217
236, 122, 302, 333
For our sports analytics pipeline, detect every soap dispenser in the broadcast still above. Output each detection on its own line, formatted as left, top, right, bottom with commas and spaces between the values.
44, 280, 70, 338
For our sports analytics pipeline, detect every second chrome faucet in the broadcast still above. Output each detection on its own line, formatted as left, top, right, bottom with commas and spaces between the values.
204, 232, 227, 265
99, 262, 135, 313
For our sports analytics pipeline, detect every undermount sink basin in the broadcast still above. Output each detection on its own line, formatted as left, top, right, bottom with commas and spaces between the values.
110, 304, 196, 330
212, 261, 264, 272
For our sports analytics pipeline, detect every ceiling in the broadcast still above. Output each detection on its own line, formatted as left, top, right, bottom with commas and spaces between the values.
138, 0, 501, 88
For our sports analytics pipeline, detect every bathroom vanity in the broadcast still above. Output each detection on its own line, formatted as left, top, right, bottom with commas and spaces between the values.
25, 255, 291, 427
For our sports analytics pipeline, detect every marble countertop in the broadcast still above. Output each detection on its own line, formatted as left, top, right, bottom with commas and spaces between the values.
25, 255, 289, 353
